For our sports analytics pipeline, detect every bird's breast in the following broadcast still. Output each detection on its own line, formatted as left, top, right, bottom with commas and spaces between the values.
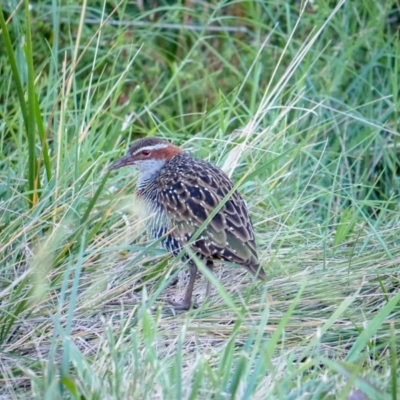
134, 191, 168, 239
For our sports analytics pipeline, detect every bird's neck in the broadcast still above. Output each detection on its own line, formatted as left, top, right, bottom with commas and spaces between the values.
136, 159, 166, 189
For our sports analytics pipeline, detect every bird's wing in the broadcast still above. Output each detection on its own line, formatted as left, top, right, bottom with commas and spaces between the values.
155, 155, 261, 274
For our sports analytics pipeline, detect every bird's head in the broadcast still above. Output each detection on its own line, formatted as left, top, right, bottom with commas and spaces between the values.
109, 137, 183, 184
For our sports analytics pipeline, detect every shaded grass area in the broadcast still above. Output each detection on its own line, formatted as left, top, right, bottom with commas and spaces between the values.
1, 0, 399, 398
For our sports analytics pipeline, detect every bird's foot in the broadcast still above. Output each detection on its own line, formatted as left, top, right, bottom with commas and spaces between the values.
167, 298, 197, 310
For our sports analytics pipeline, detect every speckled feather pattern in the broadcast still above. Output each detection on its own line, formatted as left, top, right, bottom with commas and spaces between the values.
136, 152, 264, 279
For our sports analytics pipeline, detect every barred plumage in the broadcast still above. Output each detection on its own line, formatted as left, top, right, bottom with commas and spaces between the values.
110, 137, 265, 309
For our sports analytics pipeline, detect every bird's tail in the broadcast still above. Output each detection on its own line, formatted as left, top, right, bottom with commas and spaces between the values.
244, 263, 266, 281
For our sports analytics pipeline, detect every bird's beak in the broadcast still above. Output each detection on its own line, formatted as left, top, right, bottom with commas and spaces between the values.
109, 153, 133, 171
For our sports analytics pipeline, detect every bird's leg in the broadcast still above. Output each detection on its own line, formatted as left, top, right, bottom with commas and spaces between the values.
205, 261, 214, 299
168, 262, 197, 310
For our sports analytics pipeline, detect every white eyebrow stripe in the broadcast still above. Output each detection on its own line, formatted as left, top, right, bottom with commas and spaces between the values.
132, 143, 168, 155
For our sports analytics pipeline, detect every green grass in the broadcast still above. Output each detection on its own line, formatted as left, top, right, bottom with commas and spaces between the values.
1, 0, 399, 398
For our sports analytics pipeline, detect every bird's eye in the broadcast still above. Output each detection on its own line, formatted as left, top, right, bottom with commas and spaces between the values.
141, 150, 150, 156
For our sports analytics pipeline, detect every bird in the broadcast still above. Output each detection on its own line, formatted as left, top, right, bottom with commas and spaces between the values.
109, 137, 265, 310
